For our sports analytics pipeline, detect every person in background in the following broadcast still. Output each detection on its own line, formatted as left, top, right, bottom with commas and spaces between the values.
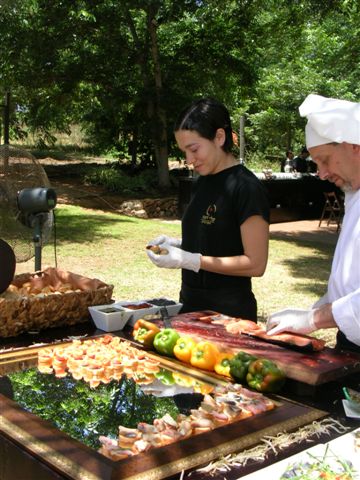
147, 98, 270, 321
266, 94, 360, 352
281, 150, 294, 173
293, 146, 309, 173
307, 155, 318, 173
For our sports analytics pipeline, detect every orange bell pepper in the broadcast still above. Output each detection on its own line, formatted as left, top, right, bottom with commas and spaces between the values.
190, 341, 219, 371
173, 336, 197, 363
132, 319, 160, 346
214, 352, 234, 377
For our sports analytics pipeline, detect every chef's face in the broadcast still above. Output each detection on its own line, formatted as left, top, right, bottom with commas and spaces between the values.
175, 129, 226, 175
309, 143, 360, 191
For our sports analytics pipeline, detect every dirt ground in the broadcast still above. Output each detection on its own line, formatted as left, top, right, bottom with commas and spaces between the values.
50, 176, 124, 211
39, 158, 129, 212
269, 219, 339, 246
40, 157, 182, 215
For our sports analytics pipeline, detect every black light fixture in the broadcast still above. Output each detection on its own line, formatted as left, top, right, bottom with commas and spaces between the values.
17, 187, 57, 271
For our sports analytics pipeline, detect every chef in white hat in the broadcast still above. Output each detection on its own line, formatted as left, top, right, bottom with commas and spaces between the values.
266, 94, 360, 351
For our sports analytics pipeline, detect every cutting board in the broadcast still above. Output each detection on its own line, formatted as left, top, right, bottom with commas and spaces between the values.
169, 311, 360, 386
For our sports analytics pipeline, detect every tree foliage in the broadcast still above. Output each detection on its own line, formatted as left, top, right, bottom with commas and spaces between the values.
0, 0, 359, 183
9, 367, 179, 449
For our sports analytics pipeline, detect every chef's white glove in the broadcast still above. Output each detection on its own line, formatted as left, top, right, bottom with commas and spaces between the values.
147, 235, 182, 248
147, 243, 201, 272
266, 308, 316, 335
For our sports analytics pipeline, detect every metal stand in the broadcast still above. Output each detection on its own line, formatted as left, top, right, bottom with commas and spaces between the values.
30, 213, 47, 272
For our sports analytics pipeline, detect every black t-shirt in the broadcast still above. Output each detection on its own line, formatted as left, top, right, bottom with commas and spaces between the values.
180, 164, 270, 319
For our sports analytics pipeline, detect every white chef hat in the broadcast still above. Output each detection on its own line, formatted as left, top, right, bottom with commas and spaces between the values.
299, 94, 360, 148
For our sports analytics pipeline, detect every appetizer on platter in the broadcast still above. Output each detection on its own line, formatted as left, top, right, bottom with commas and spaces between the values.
38, 335, 161, 388
99, 382, 276, 461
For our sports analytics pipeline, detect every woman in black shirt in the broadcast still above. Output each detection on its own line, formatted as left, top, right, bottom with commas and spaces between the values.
147, 98, 269, 321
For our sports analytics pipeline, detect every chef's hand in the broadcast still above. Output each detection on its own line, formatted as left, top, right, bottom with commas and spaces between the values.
266, 308, 316, 335
146, 243, 201, 272
147, 235, 182, 248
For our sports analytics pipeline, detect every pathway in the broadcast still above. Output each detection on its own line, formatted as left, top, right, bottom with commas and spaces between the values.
270, 220, 339, 246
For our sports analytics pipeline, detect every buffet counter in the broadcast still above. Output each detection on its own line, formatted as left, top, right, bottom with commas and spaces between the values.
178, 173, 339, 223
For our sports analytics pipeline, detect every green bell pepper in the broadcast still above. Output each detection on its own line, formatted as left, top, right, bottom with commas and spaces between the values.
229, 351, 258, 383
154, 368, 175, 385
153, 328, 180, 357
246, 358, 286, 393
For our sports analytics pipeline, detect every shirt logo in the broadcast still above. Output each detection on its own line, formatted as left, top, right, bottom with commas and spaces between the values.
201, 204, 216, 225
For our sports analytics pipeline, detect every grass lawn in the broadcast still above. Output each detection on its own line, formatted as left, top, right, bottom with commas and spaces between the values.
15, 203, 337, 346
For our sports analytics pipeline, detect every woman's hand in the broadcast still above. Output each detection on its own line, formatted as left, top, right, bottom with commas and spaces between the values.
146, 244, 201, 272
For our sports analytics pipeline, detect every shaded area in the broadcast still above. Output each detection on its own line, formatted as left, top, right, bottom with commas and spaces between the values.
269, 221, 337, 298
54, 208, 136, 244
283, 251, 333, 298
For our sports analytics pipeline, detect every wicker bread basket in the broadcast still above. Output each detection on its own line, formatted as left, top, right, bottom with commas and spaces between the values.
0, 267, 114, 337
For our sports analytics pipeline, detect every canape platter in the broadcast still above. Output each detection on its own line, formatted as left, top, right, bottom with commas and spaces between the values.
0, 334, 326, 480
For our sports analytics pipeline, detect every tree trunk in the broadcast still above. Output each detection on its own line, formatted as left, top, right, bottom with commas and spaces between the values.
286, 126, 292, 150
130, 129, 138, 168
147, 11, 170, 189
125, 6, 170, 189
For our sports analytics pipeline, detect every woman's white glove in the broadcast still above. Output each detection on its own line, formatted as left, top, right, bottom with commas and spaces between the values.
146, 243, 201, 272
147, 235, 182, 248
266, 308, 316, 335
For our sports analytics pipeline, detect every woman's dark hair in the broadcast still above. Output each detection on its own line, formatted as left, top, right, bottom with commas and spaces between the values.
174, 98, 233, 153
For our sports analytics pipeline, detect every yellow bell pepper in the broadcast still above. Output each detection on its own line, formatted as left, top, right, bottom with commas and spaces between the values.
173, 336, 197, 363
190, 341, 219, 371
214, 352, 234, 377
172, 372, 195, 388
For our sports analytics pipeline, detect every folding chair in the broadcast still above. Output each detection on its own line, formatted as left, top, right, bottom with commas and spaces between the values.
318, 191, 344, 231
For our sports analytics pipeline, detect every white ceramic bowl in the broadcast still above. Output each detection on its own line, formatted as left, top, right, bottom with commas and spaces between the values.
112, 300, 160, 326
88, 304, 131, 332
144, 298, 183, 317
113, 298, 183, 326
90, 299, 183, 330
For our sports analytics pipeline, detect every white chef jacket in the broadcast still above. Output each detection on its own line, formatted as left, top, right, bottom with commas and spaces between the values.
322, 189, 360, 345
